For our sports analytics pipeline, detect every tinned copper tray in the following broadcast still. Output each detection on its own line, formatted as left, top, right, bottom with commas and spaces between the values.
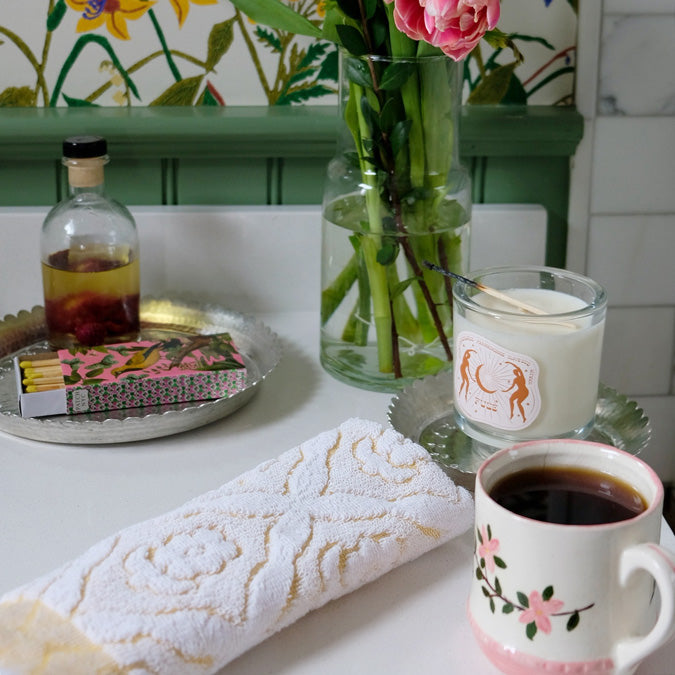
388, 369, 651, 491
0, 297, 281, 444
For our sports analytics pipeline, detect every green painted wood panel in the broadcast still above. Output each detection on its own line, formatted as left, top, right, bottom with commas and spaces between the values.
480, 156, 571, 267
0, 161, 58, 206
0, 106, 582, 161
279, 157, 332, 205
0, 105, 584, 263
175, 158, 269, 205
56, 159, 166, 206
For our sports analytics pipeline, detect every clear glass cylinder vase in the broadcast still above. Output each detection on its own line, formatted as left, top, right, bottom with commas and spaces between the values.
320, 51, 472, 392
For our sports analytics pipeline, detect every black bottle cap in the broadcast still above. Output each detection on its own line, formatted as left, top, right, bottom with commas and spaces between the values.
63, 135, 107, 158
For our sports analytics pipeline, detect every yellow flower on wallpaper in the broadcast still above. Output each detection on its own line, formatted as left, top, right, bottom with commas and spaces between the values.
66, 0, 155, 40
168, 0, 218, 28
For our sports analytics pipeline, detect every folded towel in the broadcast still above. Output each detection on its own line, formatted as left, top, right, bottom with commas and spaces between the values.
0, 418, 473, 674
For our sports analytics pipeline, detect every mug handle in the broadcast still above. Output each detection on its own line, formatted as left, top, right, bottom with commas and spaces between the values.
614, 543, 675, 674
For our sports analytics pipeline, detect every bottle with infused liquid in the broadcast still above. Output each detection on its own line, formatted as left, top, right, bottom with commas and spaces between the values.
41, 135, 140, 348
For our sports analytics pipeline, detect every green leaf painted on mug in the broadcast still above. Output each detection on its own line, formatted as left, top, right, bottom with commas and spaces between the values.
567, 611, 580, 631
517, 591, 529, 608
526, 622, 537, 640
542, 585, 554, 601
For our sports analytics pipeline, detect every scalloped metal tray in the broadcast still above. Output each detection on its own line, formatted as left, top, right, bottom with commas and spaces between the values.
0, 298, 281, 444
388, 370, 651, 491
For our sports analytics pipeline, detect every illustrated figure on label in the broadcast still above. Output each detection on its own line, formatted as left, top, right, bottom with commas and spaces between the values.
504, 363, 529, 422
459, 349, 475, 400
455, 332, 541, 432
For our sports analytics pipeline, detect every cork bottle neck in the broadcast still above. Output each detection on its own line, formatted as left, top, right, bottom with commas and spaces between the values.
64, 156, 109, 189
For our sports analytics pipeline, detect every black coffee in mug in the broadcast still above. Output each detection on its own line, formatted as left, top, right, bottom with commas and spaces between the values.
490, 465, 647, 525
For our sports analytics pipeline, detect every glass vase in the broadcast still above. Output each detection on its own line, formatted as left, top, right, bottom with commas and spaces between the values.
320, 51, 472, 392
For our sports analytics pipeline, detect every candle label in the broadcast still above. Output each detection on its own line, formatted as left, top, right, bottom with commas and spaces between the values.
455, 331, 541, 431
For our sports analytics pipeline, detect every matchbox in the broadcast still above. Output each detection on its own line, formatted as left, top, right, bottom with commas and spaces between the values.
16, 333, 248, 418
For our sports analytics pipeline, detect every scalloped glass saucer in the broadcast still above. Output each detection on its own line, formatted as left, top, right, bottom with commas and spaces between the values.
388, 369, 651, 491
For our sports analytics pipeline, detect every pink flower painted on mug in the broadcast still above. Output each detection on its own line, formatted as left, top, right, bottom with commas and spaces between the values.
478, 524, 500, 573
475, 525, 594, 641
386, 0, 500, 61
518, 588, 565, 636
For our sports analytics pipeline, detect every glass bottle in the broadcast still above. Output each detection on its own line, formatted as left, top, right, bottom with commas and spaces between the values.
41, 135, 140, 348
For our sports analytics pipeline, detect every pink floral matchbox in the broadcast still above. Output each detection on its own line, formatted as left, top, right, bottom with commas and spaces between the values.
15, 333, 248, 418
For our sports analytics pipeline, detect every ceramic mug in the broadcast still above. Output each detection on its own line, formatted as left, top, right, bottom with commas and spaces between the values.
468, 439, 675, 675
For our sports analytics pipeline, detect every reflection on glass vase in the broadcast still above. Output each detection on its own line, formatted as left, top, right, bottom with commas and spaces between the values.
320, 51, 471, 392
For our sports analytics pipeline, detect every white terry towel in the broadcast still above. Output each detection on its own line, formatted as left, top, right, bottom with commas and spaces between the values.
0, 417, 473, 674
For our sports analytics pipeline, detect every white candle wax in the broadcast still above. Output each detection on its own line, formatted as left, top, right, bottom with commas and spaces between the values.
454, 288, 605, 443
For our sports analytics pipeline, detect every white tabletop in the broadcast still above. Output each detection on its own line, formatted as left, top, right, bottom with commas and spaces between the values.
0, 205, 673, 673
1, 310, 674, 675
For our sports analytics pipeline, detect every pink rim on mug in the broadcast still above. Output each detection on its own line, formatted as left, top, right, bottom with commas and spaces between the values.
476, 439, 664, 530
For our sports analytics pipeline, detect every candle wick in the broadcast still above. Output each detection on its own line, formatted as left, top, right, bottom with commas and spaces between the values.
422, 261, 579, 329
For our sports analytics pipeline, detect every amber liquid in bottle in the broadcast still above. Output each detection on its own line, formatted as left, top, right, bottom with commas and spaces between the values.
42, 246, 140, 348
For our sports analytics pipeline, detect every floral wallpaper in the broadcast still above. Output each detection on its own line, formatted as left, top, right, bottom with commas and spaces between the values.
0, 0, 577, 107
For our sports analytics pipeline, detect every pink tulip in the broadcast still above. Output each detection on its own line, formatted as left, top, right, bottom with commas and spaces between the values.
386, 0, 500, 61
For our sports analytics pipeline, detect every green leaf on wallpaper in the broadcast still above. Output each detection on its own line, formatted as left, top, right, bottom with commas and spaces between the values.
319, 49, 338, 82
298, 42, 327, 69
256, 27, 282, 53
150, 75, 203, 106
63, 94, 99, 107
229, 0, 321, 39
47, 0, 67, 32
0, 86, 36, 106
501, 73, 527, 105
467, 62, 518, 105
276, 84, 334, 105
205, 18, 235, 72
507, 33, 555, 52
200, 87, 219, 106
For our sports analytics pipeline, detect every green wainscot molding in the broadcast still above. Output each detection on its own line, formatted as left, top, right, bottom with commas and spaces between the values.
0, 105, 583, 267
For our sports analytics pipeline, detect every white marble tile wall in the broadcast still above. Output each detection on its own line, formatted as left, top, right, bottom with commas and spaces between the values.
575, 2, 675, 479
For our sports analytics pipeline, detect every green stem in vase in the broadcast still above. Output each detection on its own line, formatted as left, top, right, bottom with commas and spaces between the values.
321, 250, 358, 325
348, 77, 395, 373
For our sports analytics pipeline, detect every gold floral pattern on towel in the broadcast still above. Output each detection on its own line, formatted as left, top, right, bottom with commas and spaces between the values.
0, 418, 473, 674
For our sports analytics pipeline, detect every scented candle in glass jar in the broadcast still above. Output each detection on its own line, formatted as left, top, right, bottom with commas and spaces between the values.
41, 136, 140, 349
452, 266, 607, 448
